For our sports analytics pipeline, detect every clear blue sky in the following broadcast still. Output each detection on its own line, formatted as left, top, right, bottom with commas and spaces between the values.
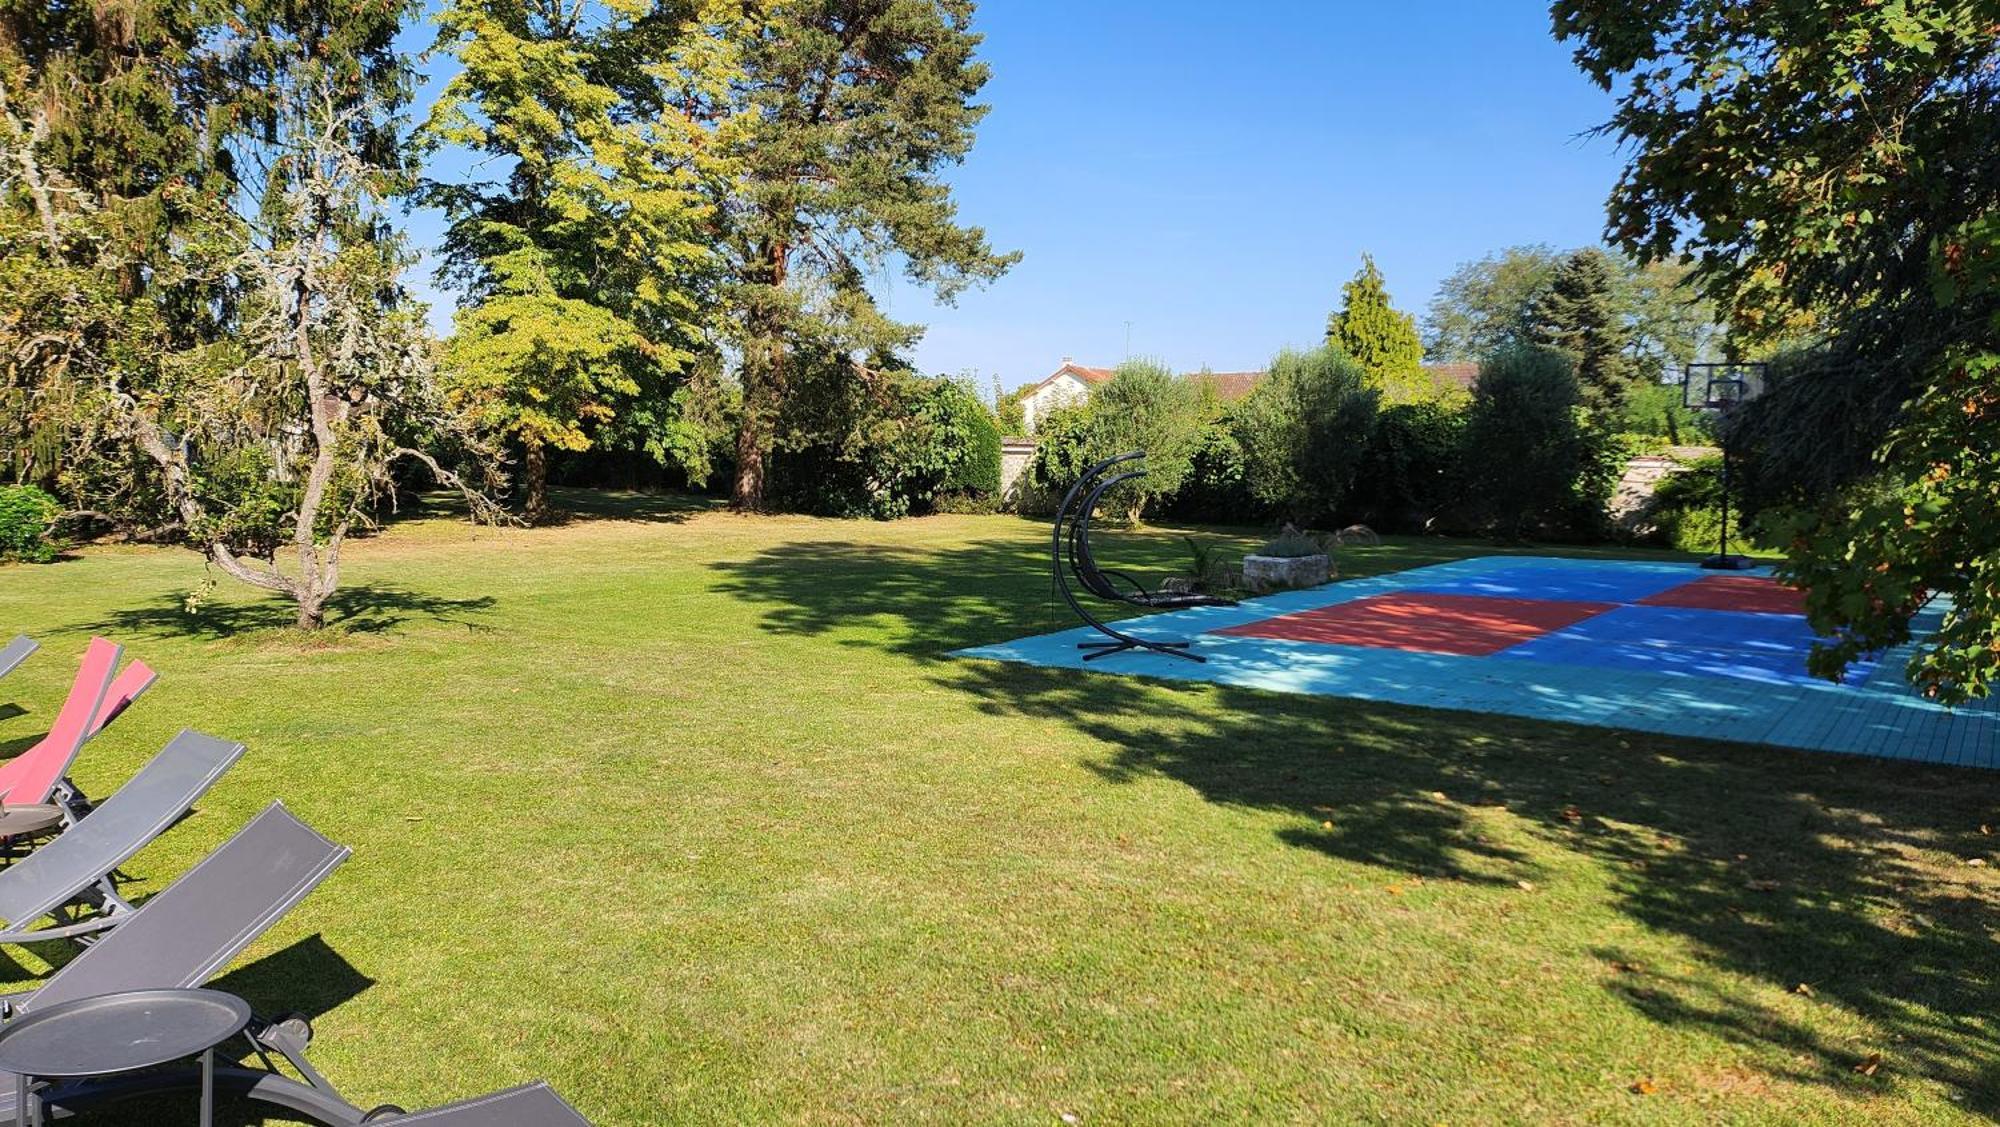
408, 2, 1630, 394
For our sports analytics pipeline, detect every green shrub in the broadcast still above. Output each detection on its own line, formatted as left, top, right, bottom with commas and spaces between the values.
1084, 361, 1205, 520
1233, 345, 1380, 524
1168, 419, 1261, 522
1619, 380, 1710, 445
770, 372, 1004, 519
1462, 346, 1611, 539
1021, 361, 1206, 521
939, 380, 1003, 499
1642, 454, 1763, 555
1179, 535, 1238, 594
1350, 400, 1467, 531
0, 485, 60, 562
1019, 404, 1095, 513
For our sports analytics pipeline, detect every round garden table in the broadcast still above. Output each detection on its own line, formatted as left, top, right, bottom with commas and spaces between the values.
0, 988, 252, 1127
0, 807, 63, 864
0, 806, 61, 840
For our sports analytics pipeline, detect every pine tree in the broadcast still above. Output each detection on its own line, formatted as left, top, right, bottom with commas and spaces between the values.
1525, 247, 1636, 419
713, 0, 1018, 511
424, 0, 737, 523
1326, 254, 1428, 403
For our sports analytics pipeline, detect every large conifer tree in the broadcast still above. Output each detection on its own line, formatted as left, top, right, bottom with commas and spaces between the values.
713, 0, 1017, 511
1525, 247, 1635, 419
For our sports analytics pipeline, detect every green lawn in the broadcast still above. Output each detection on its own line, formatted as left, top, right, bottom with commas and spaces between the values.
1, 492, 1995, 1124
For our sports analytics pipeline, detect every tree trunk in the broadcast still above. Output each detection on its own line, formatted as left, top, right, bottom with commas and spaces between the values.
296, 592, 326, 630
522, 439, 549, 524
731, 240, 789, 513
732, 415, 766, 511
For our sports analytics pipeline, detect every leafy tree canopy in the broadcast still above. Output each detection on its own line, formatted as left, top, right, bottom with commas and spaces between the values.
1554, 0, 2000, 700
1234, 345, 1381, 524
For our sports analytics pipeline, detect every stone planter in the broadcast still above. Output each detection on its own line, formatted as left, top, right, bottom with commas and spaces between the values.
1241, 553, 1331, 593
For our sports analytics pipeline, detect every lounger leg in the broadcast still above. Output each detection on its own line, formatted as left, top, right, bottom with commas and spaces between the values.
200, 1047, 214, 1127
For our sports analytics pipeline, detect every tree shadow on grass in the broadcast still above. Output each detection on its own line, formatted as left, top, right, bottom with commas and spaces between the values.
705, 530, 1231, 657
532, 487, 719, 527
711, 530, 2000, 1109
944, 657, 2000, 1107
69, 585, 498, 643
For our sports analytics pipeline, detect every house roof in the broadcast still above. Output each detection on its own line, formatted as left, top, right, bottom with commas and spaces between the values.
1185, 371, 1265, 401
1426, 362, 1480, 393
1026, 363, 1115, 395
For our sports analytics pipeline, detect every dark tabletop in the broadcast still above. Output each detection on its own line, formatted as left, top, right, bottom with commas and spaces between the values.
0, 989, 252, 1079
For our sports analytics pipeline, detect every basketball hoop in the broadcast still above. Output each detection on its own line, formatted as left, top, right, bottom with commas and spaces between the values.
1681, 363, 1769, 571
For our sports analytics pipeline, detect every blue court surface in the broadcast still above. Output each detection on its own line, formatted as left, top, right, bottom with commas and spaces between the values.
956, 556, 1999, 768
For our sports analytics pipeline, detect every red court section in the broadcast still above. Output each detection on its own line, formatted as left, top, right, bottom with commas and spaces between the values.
1640, 575, 1806, 615
1215, 593, 1615, 656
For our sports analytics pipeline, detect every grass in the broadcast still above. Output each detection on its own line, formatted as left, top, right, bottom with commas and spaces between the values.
1, 490, 1995, 1124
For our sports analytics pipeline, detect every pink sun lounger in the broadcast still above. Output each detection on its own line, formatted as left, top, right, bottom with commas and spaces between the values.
0, 638, 158, 815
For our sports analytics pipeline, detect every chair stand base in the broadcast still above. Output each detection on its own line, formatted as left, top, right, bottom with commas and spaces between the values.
1078, 638, 1205, 664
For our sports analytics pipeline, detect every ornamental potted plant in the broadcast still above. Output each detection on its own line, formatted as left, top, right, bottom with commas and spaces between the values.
1240, 525, 1333, 593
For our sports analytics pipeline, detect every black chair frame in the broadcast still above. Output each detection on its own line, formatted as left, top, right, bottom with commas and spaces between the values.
1051, 451, 1235, 663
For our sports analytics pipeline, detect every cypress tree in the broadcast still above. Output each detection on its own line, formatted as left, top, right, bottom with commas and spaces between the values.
1326, 254, 1429, 403
1525, 247, 1636, 419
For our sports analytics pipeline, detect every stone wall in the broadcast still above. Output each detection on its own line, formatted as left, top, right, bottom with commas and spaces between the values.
1614, 445, 1715, 527
1000, 438, 1036, 507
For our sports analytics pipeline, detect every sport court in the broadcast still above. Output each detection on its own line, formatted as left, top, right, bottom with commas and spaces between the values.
959, 557, 1998, 767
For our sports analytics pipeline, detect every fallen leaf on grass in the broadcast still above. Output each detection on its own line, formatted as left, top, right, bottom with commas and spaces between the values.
1794, 983, 1815, 997
1745, 879, 1781, 892
1560, 805, 1583, 825
1321, 820, 1333, 830
1516, 880, 1536, 892
1609, 960, 1641, 974
1630, 1078, 1657, 1095
1386, 885, 1405, 896
1966, 858, 1987, 867
1853, 1053, 1882, 1076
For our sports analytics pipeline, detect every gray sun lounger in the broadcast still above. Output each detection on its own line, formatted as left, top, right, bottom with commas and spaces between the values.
0, 802, 347, 1121
0, 637, 33, 681
387, 1082, 594, 1125
0, 729, 244, 946
0, 803, 585, 1126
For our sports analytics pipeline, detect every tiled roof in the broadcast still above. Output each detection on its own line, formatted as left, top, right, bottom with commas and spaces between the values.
1425, 362, 1480, 391
1185, 370, 1265, 401
1026, 363, 1114, 395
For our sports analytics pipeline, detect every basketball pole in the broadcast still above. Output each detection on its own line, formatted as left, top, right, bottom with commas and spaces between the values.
1702, 419, 1753, 571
